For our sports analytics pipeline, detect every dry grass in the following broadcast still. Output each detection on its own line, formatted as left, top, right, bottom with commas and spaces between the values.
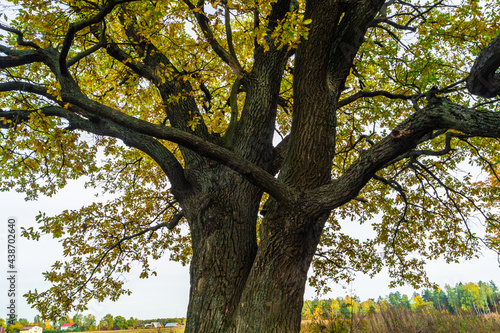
301, 308, 500, 333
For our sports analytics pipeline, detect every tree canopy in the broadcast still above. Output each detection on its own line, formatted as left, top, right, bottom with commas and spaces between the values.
1, 0, 500, 332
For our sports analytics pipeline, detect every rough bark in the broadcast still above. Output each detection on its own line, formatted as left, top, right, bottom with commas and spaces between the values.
467, 33, 500, 98
182, 167, 261, 332
235, 202, 329, 332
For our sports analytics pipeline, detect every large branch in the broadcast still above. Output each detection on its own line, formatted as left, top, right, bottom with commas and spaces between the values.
339, 90, 417, 108
36, 61, 299, 205
1, 73, 299, 206
467, 33, 500, 98
0, 48, 44, 68
78, 102, 298, 205
0, 81, 56, 100
309, 97, 500, 212
327, 0, 385, 92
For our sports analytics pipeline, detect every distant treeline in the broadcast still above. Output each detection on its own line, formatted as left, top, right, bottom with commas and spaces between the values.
2, 314, 186, 333
302, 280, 500, 319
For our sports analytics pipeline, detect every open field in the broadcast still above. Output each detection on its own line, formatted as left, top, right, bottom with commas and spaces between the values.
91, 328, 184, 333
301, 310, 500, 333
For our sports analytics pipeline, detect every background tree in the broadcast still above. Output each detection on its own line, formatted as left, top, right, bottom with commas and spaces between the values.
112, 316, 127, 331
1, 0, 500, 332
126, 317, 135, 330
82, 314, 96, 331
18, 319, 29, 328
6, 323, 23, 333
97, 320, 106, 331
72, 315, 82, 328
102, 315, 113, 331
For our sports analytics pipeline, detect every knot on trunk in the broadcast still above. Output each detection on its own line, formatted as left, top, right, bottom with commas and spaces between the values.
467, 33, 500, 98
391, 122, 412, 139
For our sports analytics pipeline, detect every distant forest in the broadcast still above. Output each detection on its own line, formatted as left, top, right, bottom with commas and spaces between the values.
302, 281, 500, 318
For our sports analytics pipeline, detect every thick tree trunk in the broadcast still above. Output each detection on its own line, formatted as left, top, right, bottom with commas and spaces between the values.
180, 3, 385, 332
182, 168, 327, 333
235, 200, 328, 332
183, 168, 262, 333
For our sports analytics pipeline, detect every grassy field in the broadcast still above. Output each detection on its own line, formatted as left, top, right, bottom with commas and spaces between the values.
301, 309, 500, 333
86, 311, 500, 333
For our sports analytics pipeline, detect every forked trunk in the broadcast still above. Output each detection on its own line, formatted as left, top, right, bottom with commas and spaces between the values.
183, 169, 261, 332
184, 179, 327, 333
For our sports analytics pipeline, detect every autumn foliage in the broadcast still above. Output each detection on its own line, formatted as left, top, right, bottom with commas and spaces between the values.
1, 0, 500, 332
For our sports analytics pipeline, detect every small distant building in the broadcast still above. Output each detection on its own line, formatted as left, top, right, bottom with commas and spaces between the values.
20, 326, 43, 333
164, 323, 180, 328
60, 323, 78, 331
144, 322, 162, 328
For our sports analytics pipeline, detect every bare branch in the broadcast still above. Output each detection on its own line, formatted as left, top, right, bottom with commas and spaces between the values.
339, 90, 417, 108
67, 22, 107, 68
0, 81, 56, 100
370, 18, 417, 32
339, 79, 467, 108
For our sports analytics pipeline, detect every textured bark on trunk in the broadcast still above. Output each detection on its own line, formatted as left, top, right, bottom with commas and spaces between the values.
467, 33, 500, 98
183, 167, 261, 333
184, 186, 328, 333
235, 200, 328, 332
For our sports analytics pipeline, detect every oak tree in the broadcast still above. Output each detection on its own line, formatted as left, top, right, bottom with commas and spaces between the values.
1, 0, 500, 332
